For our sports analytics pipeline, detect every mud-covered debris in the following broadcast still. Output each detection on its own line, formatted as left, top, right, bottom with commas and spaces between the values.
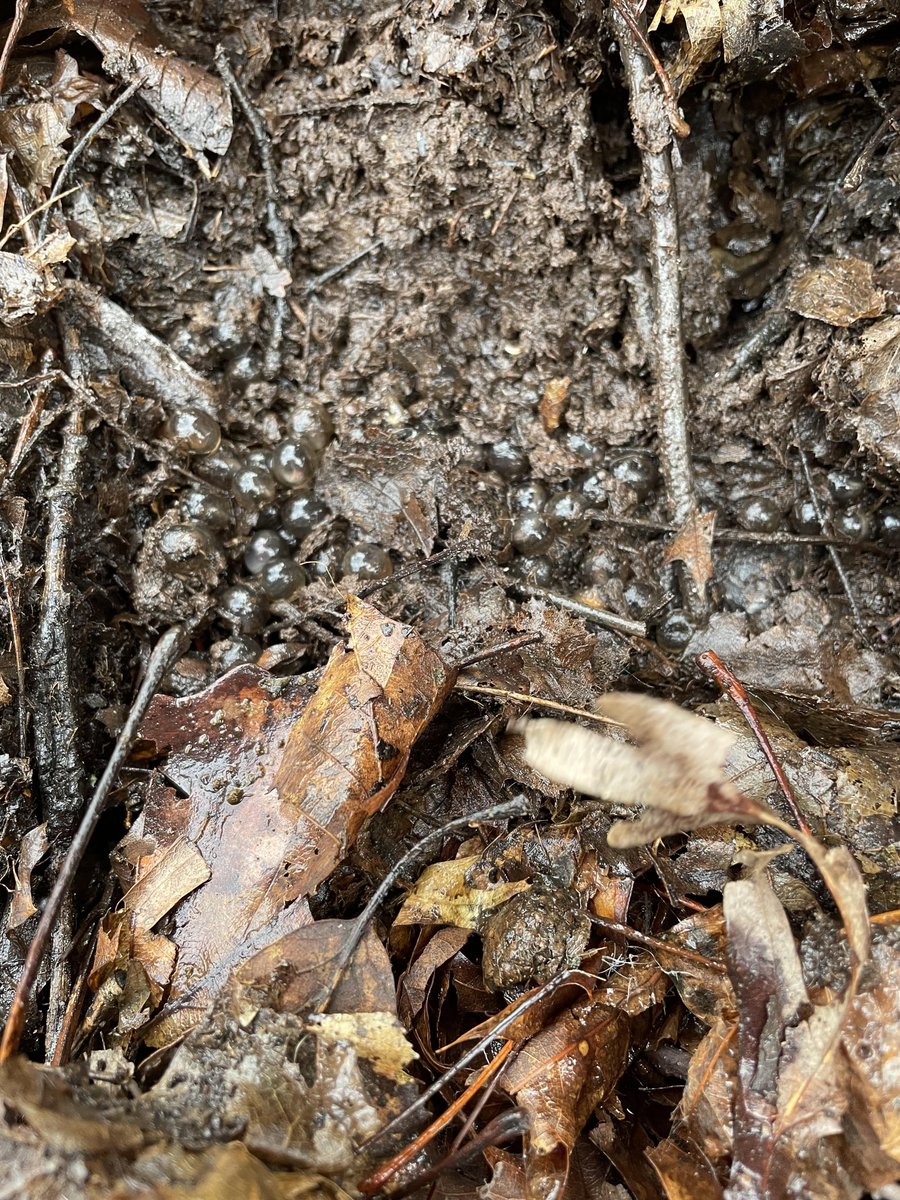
481, 887, 591, 991
0, 233, 73, 327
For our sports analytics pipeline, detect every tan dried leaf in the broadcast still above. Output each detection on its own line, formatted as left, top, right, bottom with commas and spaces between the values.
393, 854, 530, 930
6, 824, 49, 930
539, 375, 571, 433
510, 693, 748, 847
304, 1012, 418, 1084
787, 257, 886, 327
664, 509, 716, 595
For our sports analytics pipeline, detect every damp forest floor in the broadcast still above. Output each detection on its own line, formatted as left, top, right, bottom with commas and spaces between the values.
0, 2, 899, 1199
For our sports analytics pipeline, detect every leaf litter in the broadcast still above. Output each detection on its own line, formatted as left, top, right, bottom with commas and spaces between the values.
1, 1, 900, 1198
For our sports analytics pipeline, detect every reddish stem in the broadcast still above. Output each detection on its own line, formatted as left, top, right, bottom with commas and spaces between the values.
696, 649, 812, 837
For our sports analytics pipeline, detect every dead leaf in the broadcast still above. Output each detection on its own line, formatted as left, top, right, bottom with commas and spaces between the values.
664, 509, 716, 595
305, 1012, 418, 1084
502, 994, 632, 1196
393, 854, 530, 930
117, 596, 454, 1042
539, 376, 571, 434
0, 233, 74, 326
6, 823, 49, 930
786, 257, 886, 327
21, 0, 232, 162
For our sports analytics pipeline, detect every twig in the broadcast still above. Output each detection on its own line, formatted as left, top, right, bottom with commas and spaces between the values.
456, 631, 542, 668
215, 47, 292, 381
0, 0, 30, 94
358, 965, 587, 1151
610, 0, 689, 138
358, 1040, 516, 1194
610, 2, 705, 617
589, 914, 727, 972
0, 625, 185, 1062
304, 239, 383, 294
455, 680, 624, 728
589, 510, 884, 551
510, 581, 647, 638
37, 77, 146, 242
696, 649, 812, 836
796, 444, 869, 642
356, 545, 461, 599
0, 537, 26, 756
310, 797, 529, 1015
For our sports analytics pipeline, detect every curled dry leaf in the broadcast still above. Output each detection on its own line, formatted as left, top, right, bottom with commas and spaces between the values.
113, 595, 454, 1043
510, 692, 754, 848
20, 0, 232, 161
6, 823, 49, 931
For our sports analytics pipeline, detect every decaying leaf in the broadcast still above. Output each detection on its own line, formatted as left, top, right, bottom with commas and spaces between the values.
539, 375, 571, 433
0, 233, 74, 326
650, 0, 803, 90
786, 257, 886, 327
393, 854, 530, 931
6, 823, 49, 930
114, 596, 454, 1043
305, 1012, 418, 1085
20, 0, 232, 162
664, 509, 716, 596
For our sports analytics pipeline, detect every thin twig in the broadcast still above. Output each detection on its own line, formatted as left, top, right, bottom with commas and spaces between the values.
0, 625, 185, 1062
37, 77, 146, 242
510, 581, 647, 638
455, 680, 625, 728
0, 0, 30, 94
358, 1040, 516, 1194
456, 631, 542, 668
0, 538, 26, 756
796, 444, 869, 642
696, 649, 812, 837
610, 0, 689, 138
589, 915, 727, 972
310, 797, 529, 1015
611, 2, 705, 618
589, 510, 885, 551
356, 545, 461, 599
304, 239, 383, 294
215, 47, 292, 381
358, 966, 587, 1151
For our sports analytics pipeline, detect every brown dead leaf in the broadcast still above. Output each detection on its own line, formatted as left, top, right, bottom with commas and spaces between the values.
393, 854, 530, 931
21, 0, 232, 161
539, 376, 571, 434
117, 597, 454, 1043
305, 1012, 418, 1085
502, 994, 632, 1196
664, 509, 716, 596
6, 823, 49, 930
786, 257, 886, 327
0, 233, 74, 327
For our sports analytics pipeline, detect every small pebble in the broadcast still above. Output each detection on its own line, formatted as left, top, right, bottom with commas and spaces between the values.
244, 529, 289, 574
164, 409, 221, 455
341, 543, 393, 580
612, 453, 658, 501
231, 465, 277, 509
734, 495, 781, 533
832, 507, 872, 542
657, 609, 695, 652
258, 557, 307, 599
486, 439, 528, 480
511, 512, 553, 554
218, 583, 267, 634
270, 439, 316, 489
544, 491, 590, 535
